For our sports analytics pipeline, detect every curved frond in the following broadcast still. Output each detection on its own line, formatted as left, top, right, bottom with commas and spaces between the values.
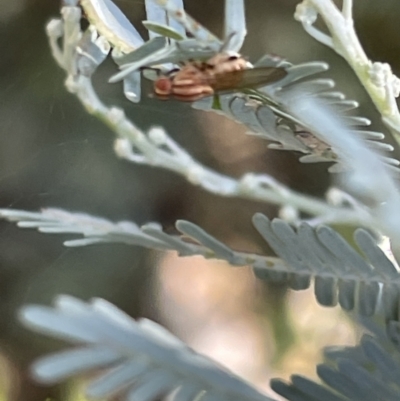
251, 214, 400, 318
20, 295, 277, 401
0, 207, 283, 267
193, 55, 398, 172
78, 0, 398, 172
0, 208, 170, 249
2, 208, 400, 318
271, 334, 400, 401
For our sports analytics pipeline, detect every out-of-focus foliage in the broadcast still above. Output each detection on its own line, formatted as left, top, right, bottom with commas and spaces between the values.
1, 1, 400, 401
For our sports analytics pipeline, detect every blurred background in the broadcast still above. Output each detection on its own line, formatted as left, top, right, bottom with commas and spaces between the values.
0, 0, 399, 400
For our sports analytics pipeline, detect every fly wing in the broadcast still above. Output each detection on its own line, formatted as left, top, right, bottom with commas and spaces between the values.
208, 67, 287, 92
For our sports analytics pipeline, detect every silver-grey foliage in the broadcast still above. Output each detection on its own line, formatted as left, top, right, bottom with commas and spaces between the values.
252, 214, 400, 319
3, 208, 400, 319
20, 295, 276, 401
271, 333, 400, 401
5, 0, 400, 400
193, 58, 398, 172
110, 0, 398, 171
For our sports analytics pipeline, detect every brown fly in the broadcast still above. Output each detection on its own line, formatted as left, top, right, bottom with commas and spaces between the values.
153, 51, 287, 101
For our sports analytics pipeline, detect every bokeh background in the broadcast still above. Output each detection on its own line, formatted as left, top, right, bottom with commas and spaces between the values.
0, 0, 399, 400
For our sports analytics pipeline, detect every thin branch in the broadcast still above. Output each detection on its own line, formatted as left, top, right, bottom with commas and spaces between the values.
302, 23, 335, 50
295, 0, 400, 141
46, 9, 374, 226
342, 0, 352, 21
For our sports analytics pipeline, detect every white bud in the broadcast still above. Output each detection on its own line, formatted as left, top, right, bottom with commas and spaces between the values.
326, 187, 346, 205
148, 127, 167, 146
108, 107, 125, 125
65, 75, 79, 93
46, 19, 64, 37
240, 174, 259, 192
114, 138, 131, 159
294, 2, 318, 25
369, 62, 390, 88
187, 166, 205, 185
279, 205, 299, 223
